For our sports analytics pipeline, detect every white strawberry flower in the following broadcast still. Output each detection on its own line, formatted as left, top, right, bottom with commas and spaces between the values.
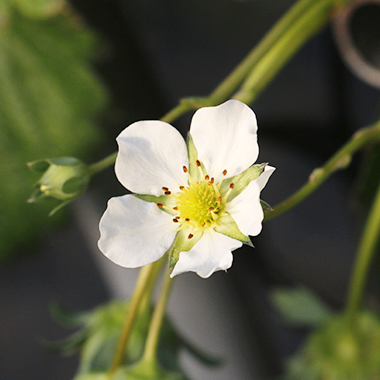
98, 100, 275, 278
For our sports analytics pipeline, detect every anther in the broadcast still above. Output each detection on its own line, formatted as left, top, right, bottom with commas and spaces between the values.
205, 175, 210, 180
164, 191, 171, 195
188, 233, 194, 239
183, 166, 188, 173
209, 207, 214, 211
196, 160, 201, 167
156, 203, 163, 208
179, 186, 185, 190
173, 206, 178, 210
173, 218, 179, 223
218, 196, 222, 202
201, 222, 205, 227
222, 169, 227, 176
208, 178, 214, 186
162, 187, 169, 191
185, 218, 190, 222
230, 183, 234, 189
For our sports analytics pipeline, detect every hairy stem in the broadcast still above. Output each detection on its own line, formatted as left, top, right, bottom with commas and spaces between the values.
89, 152, 117, 175
210, 0, 328, 104
265, 121, 380, 221
233, 0, 338, 104
345, 182, 380, 320
88, 0, 350, 174
107, 259, 163, 379
142, 267, 174, 364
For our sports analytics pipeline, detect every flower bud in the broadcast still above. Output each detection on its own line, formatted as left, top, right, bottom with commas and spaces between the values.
28, 157, 91, 213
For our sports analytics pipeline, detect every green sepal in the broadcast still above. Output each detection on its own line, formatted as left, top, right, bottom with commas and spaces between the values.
167, 228, 203, 273
221, 163, 267, 202
133, 194, 176, 215
186, 133, 202, 182
49, 200, 71, 216
28, 187, 46, 203
260, 199, 273, 213
40, 328, 88, 355
62, 176, 90, 194
48, 157, 82, 166
133, 193, 167, 204
50, 303, 91, 328
214, 213, 253, 247
27, 158, 50, 173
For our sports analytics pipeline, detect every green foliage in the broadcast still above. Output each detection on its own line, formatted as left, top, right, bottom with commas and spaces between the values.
49, 300, 218, 379
270, 286, 333, 327
0, 3, 107, 260
2, 0, 65, 19
284, 311, 380, 380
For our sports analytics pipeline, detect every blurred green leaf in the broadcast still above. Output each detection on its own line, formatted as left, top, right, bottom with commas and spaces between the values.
3, 0, 65, 19
74, 374, 108, 380
50, 299, 218, 379
113, 361, 188, 380
284, 311, 380, 380
0, 6, 107, 260
270, 286, 333, 327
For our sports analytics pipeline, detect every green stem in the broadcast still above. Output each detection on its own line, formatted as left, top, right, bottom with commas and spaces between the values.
142, 266, 174, 363
87, 0, 350, 174
234, 0, 336, 104
210, 0, 328, 104
265, 121, 380, 221
89, 152, 117, 175
161, 102, 194, 124
345, 182, 380, 320
107, 259, 163, 379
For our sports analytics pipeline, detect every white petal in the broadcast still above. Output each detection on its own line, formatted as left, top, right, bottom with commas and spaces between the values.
256, 165, 276, 191
115, 120, 188, 196
98, 195, 176, 268
190, 100, 258, 182
225, 180, 263, 237
170, 229, 242, 278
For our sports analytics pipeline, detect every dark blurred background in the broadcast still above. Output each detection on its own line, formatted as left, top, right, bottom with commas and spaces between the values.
1, 0, 380, 379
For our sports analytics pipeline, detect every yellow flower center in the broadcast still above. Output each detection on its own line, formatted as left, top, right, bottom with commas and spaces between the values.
177, 180, 222, 227
157, 160, 235, 239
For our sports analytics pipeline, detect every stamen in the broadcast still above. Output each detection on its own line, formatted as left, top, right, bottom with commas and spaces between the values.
205, 175, 210, 180
196, 160, 201, 167
179, 186, 185, 190
173, 218, 179, 223
185, 218, 190, 222
164, 191, 171, 195
183, 166, 188, 173
156, 203, 163, 208
162, 187, 169, 191
173, 206, 178, 210
188, 233, 194, 239
222, 169, 227, 176
221, 182, 235, 204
